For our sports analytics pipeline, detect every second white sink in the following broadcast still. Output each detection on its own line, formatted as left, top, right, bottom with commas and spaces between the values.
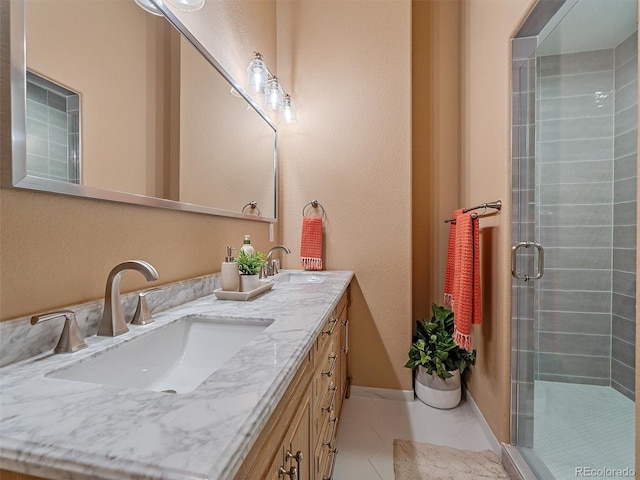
49, 315, 272, 394
277, 272, 329, 284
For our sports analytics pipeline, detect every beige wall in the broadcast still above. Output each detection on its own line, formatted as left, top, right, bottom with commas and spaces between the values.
460, 0, 534, 443
0, 0, 277, 321
26, 0, 166, 195
277, 0, 413, 391
412, 0, 461, 320
179, 39, 275, 214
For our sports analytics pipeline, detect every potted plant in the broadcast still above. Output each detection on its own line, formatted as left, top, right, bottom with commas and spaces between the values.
235, 250, 267, 292
404, 303, 476, 409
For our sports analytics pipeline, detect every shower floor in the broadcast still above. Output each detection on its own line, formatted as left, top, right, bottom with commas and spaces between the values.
534, 381, 635, 479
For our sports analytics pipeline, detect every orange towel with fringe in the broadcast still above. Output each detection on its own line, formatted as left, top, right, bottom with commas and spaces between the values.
301, 216, 323, 271
452, 212, 482, 351
444, 209, 464, 306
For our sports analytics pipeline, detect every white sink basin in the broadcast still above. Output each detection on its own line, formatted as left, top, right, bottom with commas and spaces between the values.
277, 272, 329, 284
49, 315, 272, 394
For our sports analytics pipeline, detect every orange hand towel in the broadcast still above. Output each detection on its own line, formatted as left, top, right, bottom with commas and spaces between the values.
301, 216, 323, 271
444, 209, 464, 305
452, 212, 482, 351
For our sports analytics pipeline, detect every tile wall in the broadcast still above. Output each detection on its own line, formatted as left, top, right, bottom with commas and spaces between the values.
25, 72, 80, 183
535, 48, 615, 385
612, 32, 637, 400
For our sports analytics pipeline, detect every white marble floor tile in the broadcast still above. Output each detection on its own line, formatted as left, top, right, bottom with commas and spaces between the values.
333, 394, 495, 479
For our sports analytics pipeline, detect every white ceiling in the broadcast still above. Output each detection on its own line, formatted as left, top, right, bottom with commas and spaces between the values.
537, 0, 638, 56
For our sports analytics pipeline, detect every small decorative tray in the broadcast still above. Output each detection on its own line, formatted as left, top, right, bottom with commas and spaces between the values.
213, 281, 274, 301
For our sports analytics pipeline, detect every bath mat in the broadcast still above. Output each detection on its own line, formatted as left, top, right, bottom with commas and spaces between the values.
393, 439, 511, 480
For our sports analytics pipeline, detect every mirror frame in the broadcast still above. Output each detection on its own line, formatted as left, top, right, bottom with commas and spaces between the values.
3, 0, 278, 222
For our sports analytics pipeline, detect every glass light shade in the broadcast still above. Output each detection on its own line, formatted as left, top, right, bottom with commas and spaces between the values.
134, 0, 163, 15
246, 55, 268, 95
279, 95, 298, 124
264, 78, 284, 111
165, 0, 205, 12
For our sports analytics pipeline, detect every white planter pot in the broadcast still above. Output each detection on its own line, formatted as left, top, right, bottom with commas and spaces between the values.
239, 274, 259, 292
415, 366, 461, 409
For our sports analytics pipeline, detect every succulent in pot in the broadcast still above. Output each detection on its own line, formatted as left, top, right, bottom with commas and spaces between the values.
235, 250, 267, 275
235, 250, 267, 292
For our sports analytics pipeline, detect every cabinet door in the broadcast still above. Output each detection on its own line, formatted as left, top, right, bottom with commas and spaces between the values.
283, 385, 312, 480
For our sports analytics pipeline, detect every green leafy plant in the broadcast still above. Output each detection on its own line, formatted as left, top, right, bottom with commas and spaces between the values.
235, 250, 267, 275
404, 303, 476, 379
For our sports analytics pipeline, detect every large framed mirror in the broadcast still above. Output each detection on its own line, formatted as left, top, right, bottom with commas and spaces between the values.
4, 0, 277, 221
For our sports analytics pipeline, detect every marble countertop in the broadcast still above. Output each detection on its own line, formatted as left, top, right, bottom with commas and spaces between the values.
0, 270, 353, 480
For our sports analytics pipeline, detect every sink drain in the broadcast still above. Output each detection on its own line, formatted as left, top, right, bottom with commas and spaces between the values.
161, 389, 177, 394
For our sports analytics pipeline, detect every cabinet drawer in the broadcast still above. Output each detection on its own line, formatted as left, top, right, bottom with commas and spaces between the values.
316, 291, 348, 355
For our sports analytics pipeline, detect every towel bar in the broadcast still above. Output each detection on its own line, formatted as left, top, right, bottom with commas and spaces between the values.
444, 200, 502, 223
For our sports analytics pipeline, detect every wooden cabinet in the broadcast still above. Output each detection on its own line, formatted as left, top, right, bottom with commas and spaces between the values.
313, 288, 349, 480
237, 285, 350, 480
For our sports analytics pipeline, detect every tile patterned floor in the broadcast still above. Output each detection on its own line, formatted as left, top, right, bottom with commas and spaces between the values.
333, 394, 497, 479
534, 381, 635, 480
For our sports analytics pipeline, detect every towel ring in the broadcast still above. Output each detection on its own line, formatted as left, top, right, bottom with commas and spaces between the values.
302, 200, 326, 218
242, 201, 261, 216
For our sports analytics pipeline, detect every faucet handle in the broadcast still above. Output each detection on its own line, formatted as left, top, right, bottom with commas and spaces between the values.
259, 264, 269, 279
131, 288, 161, 326
271, 259, 280, 275
31, 310, 88, 354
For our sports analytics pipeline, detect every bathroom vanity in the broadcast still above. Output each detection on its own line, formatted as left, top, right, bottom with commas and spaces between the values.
0, 270, 353, 480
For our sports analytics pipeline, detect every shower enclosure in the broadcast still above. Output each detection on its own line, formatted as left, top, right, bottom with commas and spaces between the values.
511, 0, 637, 478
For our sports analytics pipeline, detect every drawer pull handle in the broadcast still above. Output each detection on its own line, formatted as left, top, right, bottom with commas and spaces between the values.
322, 318, 339, 336
279, 465, 297, 478
321, 354, 338, 377
322, 448, 338, 480
322, 417, 338, 448
322, 385, 338, 413
286, 450, 303, 480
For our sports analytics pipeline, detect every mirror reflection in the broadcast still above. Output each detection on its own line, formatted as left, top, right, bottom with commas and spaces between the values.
22, 0, 276, 219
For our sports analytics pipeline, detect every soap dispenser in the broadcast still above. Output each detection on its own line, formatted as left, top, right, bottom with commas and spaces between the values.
240, 235, 256, 255
221, 246, 239, 292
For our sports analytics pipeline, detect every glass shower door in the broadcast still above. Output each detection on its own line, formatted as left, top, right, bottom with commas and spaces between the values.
512, 1, 637, 478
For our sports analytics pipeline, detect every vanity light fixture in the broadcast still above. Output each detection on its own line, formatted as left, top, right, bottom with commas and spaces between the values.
245, 52, 298, 125
246, 53, 269, 95
280, 94, 298, 124
264, 77, 284, 111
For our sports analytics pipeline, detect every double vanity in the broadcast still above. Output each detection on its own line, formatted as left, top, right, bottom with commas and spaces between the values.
0, 269, 353, 480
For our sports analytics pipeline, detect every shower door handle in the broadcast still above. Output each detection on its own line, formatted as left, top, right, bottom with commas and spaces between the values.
511, 241, 544, 281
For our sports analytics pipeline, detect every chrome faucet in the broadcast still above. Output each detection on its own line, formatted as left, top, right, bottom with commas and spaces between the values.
97, 260, 159, 337
31, 309, 87, 353
261, 245, 291, 278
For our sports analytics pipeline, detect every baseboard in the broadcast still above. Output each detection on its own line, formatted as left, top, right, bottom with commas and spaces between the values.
465, 392, 503, 457
349, 385, 415, 402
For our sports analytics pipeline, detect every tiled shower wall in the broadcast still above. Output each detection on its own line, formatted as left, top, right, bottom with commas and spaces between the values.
25, 72, 80, 183
534, 37, 637, 398
536, 48, 615, 385
612, 33, 637, 400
